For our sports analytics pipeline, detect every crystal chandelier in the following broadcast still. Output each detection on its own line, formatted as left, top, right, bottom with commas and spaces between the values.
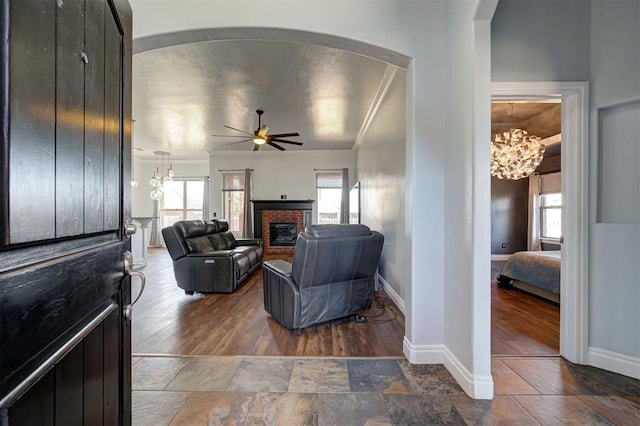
490, 128, 545, 180
149, 151, 174, 200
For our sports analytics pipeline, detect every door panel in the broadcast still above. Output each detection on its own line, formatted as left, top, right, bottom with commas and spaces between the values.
54, 343, 84, 426
104, 12, 122, 232
55, 0, 86, 238
0, 0, 133, 423
0, 243, 124, 397
84, 0, 106, 234
83, 322, 105, 425
7, 0, 56, 244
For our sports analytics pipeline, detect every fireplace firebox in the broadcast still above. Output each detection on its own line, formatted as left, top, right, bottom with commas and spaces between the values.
269, 222, 298, 246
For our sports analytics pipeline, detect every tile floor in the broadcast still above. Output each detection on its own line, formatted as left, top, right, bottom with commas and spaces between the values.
132, 355, 640, 425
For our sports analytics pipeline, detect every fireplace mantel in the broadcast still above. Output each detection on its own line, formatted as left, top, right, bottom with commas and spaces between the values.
251, 199, 314, 241
251, 199, 315, 211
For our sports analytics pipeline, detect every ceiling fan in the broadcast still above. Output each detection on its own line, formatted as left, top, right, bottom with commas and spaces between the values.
212, 109, 303, 151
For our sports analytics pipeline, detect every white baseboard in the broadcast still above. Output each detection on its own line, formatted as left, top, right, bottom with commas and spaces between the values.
443, 347, 494, 399
491, 254, 511, 261
402, 338, 494, 399
589, 347, 640, 380
378, 275, 405, 315
402, 337, 444, 363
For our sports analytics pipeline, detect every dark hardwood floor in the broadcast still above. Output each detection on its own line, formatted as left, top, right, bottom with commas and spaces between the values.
133, 250, 559, 358
132, 248, 405, 357
491, 260, 560, 356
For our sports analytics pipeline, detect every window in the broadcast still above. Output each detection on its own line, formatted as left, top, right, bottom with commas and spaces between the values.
160, 179, 205, 229
316, 172, 342, 224
541, 193, 561, 239
222, 172, 247, 236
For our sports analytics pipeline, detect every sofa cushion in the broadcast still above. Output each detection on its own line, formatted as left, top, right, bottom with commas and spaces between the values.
174, 220, 207, 238
204, 220, 219, 234
222, 231, 237, 248
184, 235, 215, 253
207, 233, 228, 250
215, 219, 230, 232
233, 245, 258, 265
232, 253, 250, 279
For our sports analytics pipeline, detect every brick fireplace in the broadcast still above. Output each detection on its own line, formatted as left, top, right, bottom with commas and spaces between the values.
251, 200, 315, 254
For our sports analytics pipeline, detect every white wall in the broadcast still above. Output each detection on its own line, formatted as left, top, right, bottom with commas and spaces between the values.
588, 0, 640, 375
131, 158, 209, 217
492, 0, 590, 82
356, 70, 406, 307
208, 150, 354, 223
492, 0, 640, 377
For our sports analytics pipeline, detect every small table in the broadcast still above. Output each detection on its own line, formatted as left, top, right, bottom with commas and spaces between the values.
131, 217, 155, 269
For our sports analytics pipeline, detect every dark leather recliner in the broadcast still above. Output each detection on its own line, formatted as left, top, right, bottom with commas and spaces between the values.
162, 219, 263, 294
262, 224, 384, 329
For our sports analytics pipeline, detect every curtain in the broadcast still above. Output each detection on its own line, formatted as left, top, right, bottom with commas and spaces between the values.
202, 176, 210, 220
540, 172, 561, 195
340, 168, 349, 224
149, 199, 161, 247
528, 174, 542, 251
242, 168, 253, 237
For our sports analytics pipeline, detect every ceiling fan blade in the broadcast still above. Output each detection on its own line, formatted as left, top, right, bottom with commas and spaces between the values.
270, 138, 303, 146
224, 125, 253, 136
211, 134, 252, 138
257, 124, 269, 138
226, 138, 253, 145
268, 132, 300, 138
253, 143, 260, 151
267, 141, 286, 151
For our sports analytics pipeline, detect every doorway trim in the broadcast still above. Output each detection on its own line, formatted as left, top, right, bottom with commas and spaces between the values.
491, 81, 589, 364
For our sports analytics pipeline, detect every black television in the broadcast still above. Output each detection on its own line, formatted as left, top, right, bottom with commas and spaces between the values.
349, 181, 360, 224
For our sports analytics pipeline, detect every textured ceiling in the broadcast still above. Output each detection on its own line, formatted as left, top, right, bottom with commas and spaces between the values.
133, 40, 394, 159
132, 39, 561, 161
491, 102, 561, 140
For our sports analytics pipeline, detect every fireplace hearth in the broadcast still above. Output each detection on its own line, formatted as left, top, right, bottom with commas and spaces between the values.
269, 222, 298, 246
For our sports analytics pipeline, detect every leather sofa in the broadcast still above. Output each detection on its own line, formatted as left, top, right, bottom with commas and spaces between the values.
262, 224, 384, 329
162, 219, 263, 294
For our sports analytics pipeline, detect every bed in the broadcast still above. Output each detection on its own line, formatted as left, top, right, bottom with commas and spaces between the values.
497, 250, 561, 303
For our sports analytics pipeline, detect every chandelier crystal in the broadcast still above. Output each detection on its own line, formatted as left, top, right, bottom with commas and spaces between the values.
490, 128, 545, 180
149, 151, 173, 200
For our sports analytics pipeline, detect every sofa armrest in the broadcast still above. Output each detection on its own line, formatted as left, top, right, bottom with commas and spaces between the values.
263, 259, 292, 278
236, 238, 262, 246
187, 250, 235, 257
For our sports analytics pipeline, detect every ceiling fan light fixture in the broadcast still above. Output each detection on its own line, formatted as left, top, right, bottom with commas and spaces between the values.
253, 136, 266, 145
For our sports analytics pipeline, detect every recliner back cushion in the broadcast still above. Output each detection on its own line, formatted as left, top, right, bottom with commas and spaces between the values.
215, 219, 230, 232
208, 233, 228, 250
204, 220, 219, 234
184, 235, 215, 253
292, 231, 384, 289
174, 220, 206, 238
221, 231, 237, 248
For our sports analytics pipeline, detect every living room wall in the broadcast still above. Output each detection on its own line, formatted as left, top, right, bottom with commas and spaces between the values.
208, 150, 355, 224
356, 70, 406, 310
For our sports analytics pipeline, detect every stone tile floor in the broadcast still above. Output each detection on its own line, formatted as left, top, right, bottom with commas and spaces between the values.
132, 355, 640, 425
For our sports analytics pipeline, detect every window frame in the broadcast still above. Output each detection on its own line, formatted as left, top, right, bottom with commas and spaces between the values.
315, 172, 343, 225
159, 178, 205, 230
221, 172, 248, 236
540, 192, 562, 242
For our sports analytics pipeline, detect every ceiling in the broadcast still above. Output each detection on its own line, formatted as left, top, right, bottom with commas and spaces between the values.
491, 101, 561, 140
133, 40, 395, 159
132, 40, 562, 160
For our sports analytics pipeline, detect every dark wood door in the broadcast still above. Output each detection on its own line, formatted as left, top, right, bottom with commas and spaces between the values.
0, 0, 133, 424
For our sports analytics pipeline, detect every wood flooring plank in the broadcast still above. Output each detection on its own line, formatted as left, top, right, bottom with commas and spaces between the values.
133, 251, 556, 358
